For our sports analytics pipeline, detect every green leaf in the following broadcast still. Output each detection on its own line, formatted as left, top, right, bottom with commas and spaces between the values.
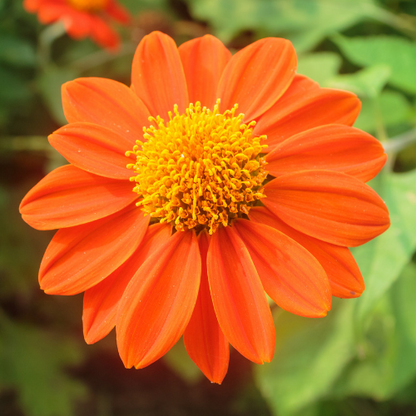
0, 34, 36, 67
332, 262, 416, 400
297, 52, 341, 86
354, 90, 411, 134
352, 169, 416, 326
333, 35, 416, 94
389, 263, 416, 391
0, 196, 48, 298
0, 67, 31, 104
326, 64, 391, 98
255, 301, 355, 416
58, 39, 98, 65
0, 318, 87, 416
186, 0, 376, 51
119, 0, 170, 13
37, 66, 78, 125
256, 168, 416, 415
163, 339, 202, 384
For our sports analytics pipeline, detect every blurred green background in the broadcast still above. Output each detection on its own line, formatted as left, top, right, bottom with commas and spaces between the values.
1, 0, 416, 415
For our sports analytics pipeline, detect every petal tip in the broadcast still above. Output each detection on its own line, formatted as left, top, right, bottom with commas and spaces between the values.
41, 285, 57, 295
207, 371, 227, 385
347, 290, 363, 298
83, 332, 97, 345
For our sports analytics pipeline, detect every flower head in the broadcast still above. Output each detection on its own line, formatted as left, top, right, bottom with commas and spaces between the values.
127, 100, 268, 234
20, 32, 390, 383
23, 0, 130, 50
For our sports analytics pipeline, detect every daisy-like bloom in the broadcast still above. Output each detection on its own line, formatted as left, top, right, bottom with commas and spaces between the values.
23, 0, 130, 50
20, 32, 390, 384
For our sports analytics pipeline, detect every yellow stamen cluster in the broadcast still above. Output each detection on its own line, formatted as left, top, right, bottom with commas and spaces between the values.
67, 0, 108, 12
127, 101, 267, 234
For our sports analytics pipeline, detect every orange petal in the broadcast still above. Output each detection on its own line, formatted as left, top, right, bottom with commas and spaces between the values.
23, 0, 40, 12
234, 219, 331, 317
216, 38, 297, 121
83, 223, 171, 344
49, 122, 134, 180
116, 230, 201, 369
106, 0, 130, 24
183, 232, 229, 384
39, 205, 149, 295
178, 35, 231, 109
19, 165, 137, 230
249, 207, 365, 298
89, 14, 119, 50
266, 125, 387, 182
65, 13, 91, 39
255, 88, 361, 150
62, 77, 150, 145
264, 170, 390, 247
207, 226, 275, 364
275, 74, 320, 103
131, 31, 188, 119
37, 3, 72, 24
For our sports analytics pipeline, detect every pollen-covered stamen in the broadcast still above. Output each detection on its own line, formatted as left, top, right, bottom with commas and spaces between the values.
67, 0, 109, 12
127, 100, 267, 234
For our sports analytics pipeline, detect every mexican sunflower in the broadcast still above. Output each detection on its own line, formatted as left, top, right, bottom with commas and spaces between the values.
23, 0, 130, 50
20, 31, 390, 384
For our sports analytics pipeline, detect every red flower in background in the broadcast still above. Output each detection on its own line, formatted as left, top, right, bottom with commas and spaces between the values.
23, 0, 130, 50
20, 32, 390, 384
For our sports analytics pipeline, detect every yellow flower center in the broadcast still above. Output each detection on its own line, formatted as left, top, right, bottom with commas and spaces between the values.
67, 0, 109, 12
127, 101, 267, 234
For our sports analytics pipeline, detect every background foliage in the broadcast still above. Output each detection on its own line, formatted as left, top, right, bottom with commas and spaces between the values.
1, 0, 416, 415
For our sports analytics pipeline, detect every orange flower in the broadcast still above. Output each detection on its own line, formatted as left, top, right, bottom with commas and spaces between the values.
20, 32, 390, 384
23, 0, 130, 50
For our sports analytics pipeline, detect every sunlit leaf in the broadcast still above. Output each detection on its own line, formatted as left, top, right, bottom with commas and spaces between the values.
255, 301, 355, 416
332, 262, 416, 399
333, 35, 416, 93
256, 167, 416, 415
186, 0, 376, 51
326, 64, 391, 98
352, 169, 416, 326
354, 90, 411, 134
297, 52, 341, 86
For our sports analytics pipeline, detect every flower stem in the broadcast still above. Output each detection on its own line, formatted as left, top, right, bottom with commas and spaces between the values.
383, 129, 416, 153
1, 136, 50, 152
367, 4, 416, 39
373, 97, 388, 143
38, 21, 66, 68
70, 42, 137, 73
